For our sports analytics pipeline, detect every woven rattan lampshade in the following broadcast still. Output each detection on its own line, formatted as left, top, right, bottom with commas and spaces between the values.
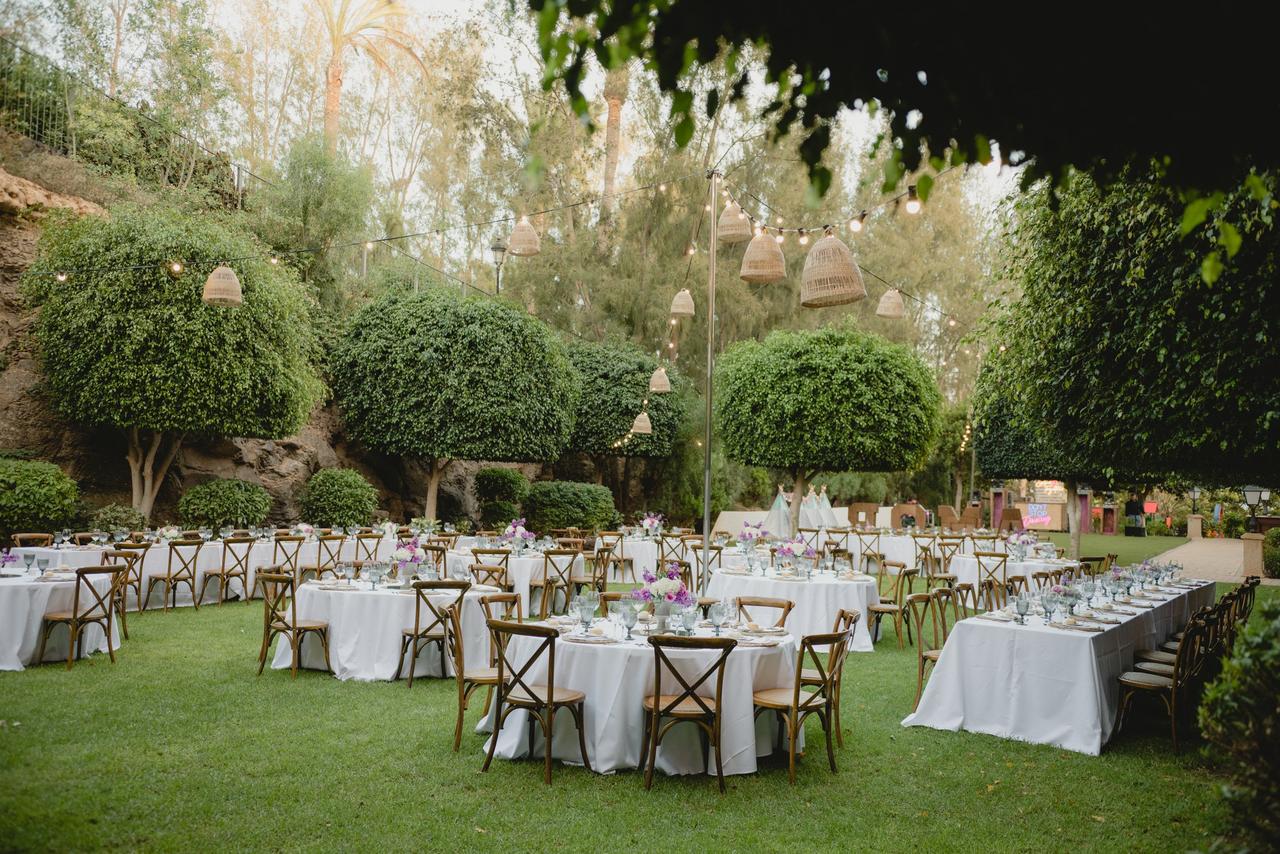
800, 233, 866, 308
507, 215, 541, 257
739, 231, 786, 283
876, 287, 906, 318
649, 366, 671, 393
202, 265, 242, 307
631, 411, 653, 434
670, 288, 695, 317
717, 201, 752, 244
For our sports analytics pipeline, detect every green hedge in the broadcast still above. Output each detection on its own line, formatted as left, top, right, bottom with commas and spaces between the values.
298, 469, 377, 527
474, 467, 528, 527
91, 503, 146, 532
1200, 598, 1280, 845
0, 458, 79, 543
1263, 528, 1280, 579
523, 480, 617, 534
178, 479, 272, 528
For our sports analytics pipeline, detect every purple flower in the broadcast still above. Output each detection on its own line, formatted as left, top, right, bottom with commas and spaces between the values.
0, 551, 15, 566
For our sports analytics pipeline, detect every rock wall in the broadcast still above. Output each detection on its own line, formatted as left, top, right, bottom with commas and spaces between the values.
0, 169, 541, 523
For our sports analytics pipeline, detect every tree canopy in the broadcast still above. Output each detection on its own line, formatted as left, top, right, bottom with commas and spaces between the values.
717, 326, 940, 530
566, 340, 683, 459
991, 168, 1279, 486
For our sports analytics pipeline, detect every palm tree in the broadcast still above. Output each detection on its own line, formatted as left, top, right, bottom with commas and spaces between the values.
315, 0, 421, 153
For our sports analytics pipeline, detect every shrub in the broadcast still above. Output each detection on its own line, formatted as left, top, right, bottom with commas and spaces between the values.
1222, 509, 1247, 539
91, 503, 146, 532
1146, 518, 1170, 537
1263, 528, 1280, 579
298, 469, 377, 527
0, 458, 79, 543
523, 481, 618, 534
1199, 599, 1280, 846
178, 479, 272, 529
474, 467, 529, 527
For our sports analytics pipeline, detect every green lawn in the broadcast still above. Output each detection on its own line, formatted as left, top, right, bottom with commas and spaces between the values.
1044, 532, 1188, 565
1, 585, 1270, 852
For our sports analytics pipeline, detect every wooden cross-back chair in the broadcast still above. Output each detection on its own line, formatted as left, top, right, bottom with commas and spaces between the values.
103, 541, 150, 623
800, 609, 860, 747
937, 537, 964, 574
906, 593, 944, 711
853, 530, 883, 575
953, 582, 981, 617
71, 532, 96, 546
931, 586, 963, 642
533, 549, 579, 618
578, 543, 615, 596
421, 544, 448, 579
11, 533, 52, 547
867, 563, 917, 648
736, 596, 793, 629
825, 529, 852, 553
1078, 556, 1107, 578
198, 536, 255, 607
470, 562, 508, 591
34, 564, 125, 669
659, 534, 685, 565
594, 531, 632, 584
481, 620, 591, 785
395, 579, 470, 688
688, 544, 723, 589
444, 603, 499, 752
796, 528, 823, 554
640, 635, 737, 792
352, 532, 384, 567
554, 537, 585, 553
270, 535, 306, 586
143, 539, 203, 612
255, 570, 330, 680
299, 534, 347, 583
973, 551, 1009, 608
754, 629, 851, 784
1117, 618, 1206, 752
471, 548, 510, 569
427, 534, 458, 550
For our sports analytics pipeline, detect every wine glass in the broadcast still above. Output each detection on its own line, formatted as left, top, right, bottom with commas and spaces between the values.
1014, 594, 1030, 625
52, 531, 64, 550
708, 602, 727, 636
577, 598, 594, 634
37, 557, 49, 573
621, 602, 638, 640
219, 526, 233, 540
342, 563, 356, 585
23, 553, 35, 574
680, 606, 698, 636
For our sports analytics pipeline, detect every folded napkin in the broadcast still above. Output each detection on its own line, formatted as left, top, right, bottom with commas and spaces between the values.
563, 634, 616, 645
734, 636, 782, 647
1050, 621, 1103, 633
973, 612, 1014, 623
470, 584, 501, 593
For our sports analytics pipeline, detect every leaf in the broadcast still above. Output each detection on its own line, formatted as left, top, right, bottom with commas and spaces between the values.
705, 89, 719, 119
917, 174, 934, 202
673, 115, 695, 147
1180, 194, 1222, 236
974, 134, 992, 165
1218, 221, 1242, 258
1200, 251, 1223, 284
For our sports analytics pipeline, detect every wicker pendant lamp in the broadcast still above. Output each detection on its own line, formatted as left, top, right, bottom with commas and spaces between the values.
507, 215, 541, 257
876, 287, 906, 318
716, 201, 752, 244
800, 230, 866, 308
670, 288, 695, 317
649, 366, 671, 393
202, 265, 243, 307
739, 231, 786, 283
631, 411, 653, 434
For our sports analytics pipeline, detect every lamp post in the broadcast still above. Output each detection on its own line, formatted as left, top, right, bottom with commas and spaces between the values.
1243, 485, 1271, 533
489, 239, 508, 295
699, 169, 720, 595
1189, 486, 1200, 515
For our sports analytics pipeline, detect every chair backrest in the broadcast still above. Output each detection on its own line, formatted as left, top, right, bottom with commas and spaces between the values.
912, 533, 938, 576
422, 544, 447, 577
688, 545, 722, 581
598, 590, 623, 616
973, 551, 1008, 598
72, 532, 96, 545
1173, 618, 1206, 688
832, 607, 861, 633
906, 592, 944, 658
647, 635, 737, 719
220, 536, 255, 577
854, 530, 882, 562
542, 549, 579, 590
258, 570, 297, 632
168, 539, 203, 576
589, 543, 615, 588
488, 619, 560, 705
315, 534, 346, 571
596, 531, 622, 553
101, 548, 145, 584
978, 578, 1003, 611
71, 565, 125, 622
1078, 556, 1106, 577
736, 596, 794, 628
471, 548, 510, 570
1031, 570, 1052, 591
272, 535, 304, 574
659, 534, 685, 563
354, 532, 384, 562
931, 586, 961, 640
411, 579, 470, 640
881, 563, 917, 605
937, 537, 964, 571
793, 630, 851, 711
554, 538, 585, 552
796, 528, 822, 553
971, 534, 998, 551
427, 534, 459, 550
469, 562, 507, 590
12, 532, 52, 547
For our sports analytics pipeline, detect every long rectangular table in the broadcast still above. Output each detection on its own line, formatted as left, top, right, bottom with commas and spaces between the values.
901, 580, 1217, 754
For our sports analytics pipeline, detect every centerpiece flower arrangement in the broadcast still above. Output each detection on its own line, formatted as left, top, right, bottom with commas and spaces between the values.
1, 552, 16, 567
502, 518, 536, 553
294, 523, 314, 537
392, 537, 427, 578
775, 537, 816, 567
631, 562, 694, 631
738, 521, 767, 549
1007, 529, 1037, 560
158, 525, 182, 541
639, 512, 664, 538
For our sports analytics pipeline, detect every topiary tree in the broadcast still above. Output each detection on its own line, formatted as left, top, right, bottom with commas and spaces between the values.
473, 467, 529, 528
332, 289, 579, 519
177, 479, 273, 529
90, 503, 147, 533
717, 327, 941, 535
0, 458, 80, 543
297, 469, 378, 528
565, 340, 684, 475
523, 480, 618, 533
21, 205, 324, 520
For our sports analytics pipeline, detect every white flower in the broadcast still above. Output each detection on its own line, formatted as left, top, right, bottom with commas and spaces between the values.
393, 547, 412, 562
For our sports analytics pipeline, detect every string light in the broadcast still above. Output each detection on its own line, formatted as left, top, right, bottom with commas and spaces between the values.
55, 272, 68, 282
703, 203, 712, 212
948, 318, 957, 327
658, 183, 667, 192
364, 241, 374, 250
269, 256, 279, 265
797, 230, 809, 245
774, 233, 785, 244
685, 244, 696, 256
849, 211, 867, 233
169, 261, 184, 274
998, 344, 1007, 352
904, 185, 922, 215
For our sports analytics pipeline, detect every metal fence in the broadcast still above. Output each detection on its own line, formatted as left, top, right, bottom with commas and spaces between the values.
0, 34, 269, 206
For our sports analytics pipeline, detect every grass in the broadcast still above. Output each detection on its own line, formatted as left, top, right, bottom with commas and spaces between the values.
2, 585, 1272, 853
1043, 532, 1188, 566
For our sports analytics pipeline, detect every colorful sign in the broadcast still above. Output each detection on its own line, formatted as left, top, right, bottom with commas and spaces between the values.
1022, 503, 1052, 527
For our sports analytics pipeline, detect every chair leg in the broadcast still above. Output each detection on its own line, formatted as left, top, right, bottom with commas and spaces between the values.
822, 707, 837, 773
571, 702, 592, 773
290, 633, 300, 680
481, 699, 504, 773
543, 707, 555, 784
116, 596, 130, 640
712, 720, 726, 794
318, 629, 332, 674
65, 622, 77, 670
393, 636, 411, 683
786, 715, 798, 785
833, 678, 844, 748
643, 710, 661, 790
105, 616, 117, 664
453, 682, 467, 752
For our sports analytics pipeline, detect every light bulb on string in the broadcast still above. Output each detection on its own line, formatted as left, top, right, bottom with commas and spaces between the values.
775, 215, 784, 225
685, 243, 696, 256
169, 261, 184, 275
797, 230, 809, 246
55, 272, 68, 282
703, 204, 711, 212
774, 232, 785, 245
947, 318, 957, 327
658, 183, 667, 192
364, 241, 374, 250
269, 256, 280, 265
849, 211, 867, 233
904, 185, 922, 215
998, 344, 1007, 352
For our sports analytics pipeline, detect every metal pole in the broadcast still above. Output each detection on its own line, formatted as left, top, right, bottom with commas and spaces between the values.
701, 170, 719, 595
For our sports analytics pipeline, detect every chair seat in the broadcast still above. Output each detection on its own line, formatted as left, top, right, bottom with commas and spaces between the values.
643, 693, 717, 716
205, 567, 243, 576
1119, 670, 1173, 689
463, 667, 499, 684
752, 687, 824, 711
1159, 640, 1181, 653
1135, 649, 1176, 664
507, 684, 585, 706
279, 620, 328, 631
1172, 631, 1185, 640
402, 627, 446, 638
1135, 661, 1174, 677
43, 611, 81, 622
923, 649, 942, 662
933, 573, 958, 581
867, 603, 900, 613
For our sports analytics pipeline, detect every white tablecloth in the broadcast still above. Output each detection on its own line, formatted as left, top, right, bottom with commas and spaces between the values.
14, 535, 395, 609
946, 556, 1077, 587
0, 573, 119, 670
270, 580, 491, 681
706, 570, 878, 652
445, 550, 584, 615
480, 627, 798, 775
902, 581, 1218, 754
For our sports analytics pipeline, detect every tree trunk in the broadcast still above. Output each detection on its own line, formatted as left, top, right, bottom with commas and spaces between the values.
1065, 478, 1082, 560
787, 469, 808, 538
423, 459, 448, 520
597, 72, 625, 252
109, 1, 127, 99
125, 429, 183, 520
323, 53, 344, 154
953, 471, 965, 514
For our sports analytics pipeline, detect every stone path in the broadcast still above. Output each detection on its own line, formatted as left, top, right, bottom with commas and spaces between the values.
1154, 537, 1279, 585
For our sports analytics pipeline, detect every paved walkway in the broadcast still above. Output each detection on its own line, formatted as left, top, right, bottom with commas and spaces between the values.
1154, 538, 1279, 585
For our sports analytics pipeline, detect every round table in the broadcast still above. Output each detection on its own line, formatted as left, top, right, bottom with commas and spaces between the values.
480, 624, 797, 776
705, 569, 879, 652
269, 580, 493, 681
0, 571, 118, 670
